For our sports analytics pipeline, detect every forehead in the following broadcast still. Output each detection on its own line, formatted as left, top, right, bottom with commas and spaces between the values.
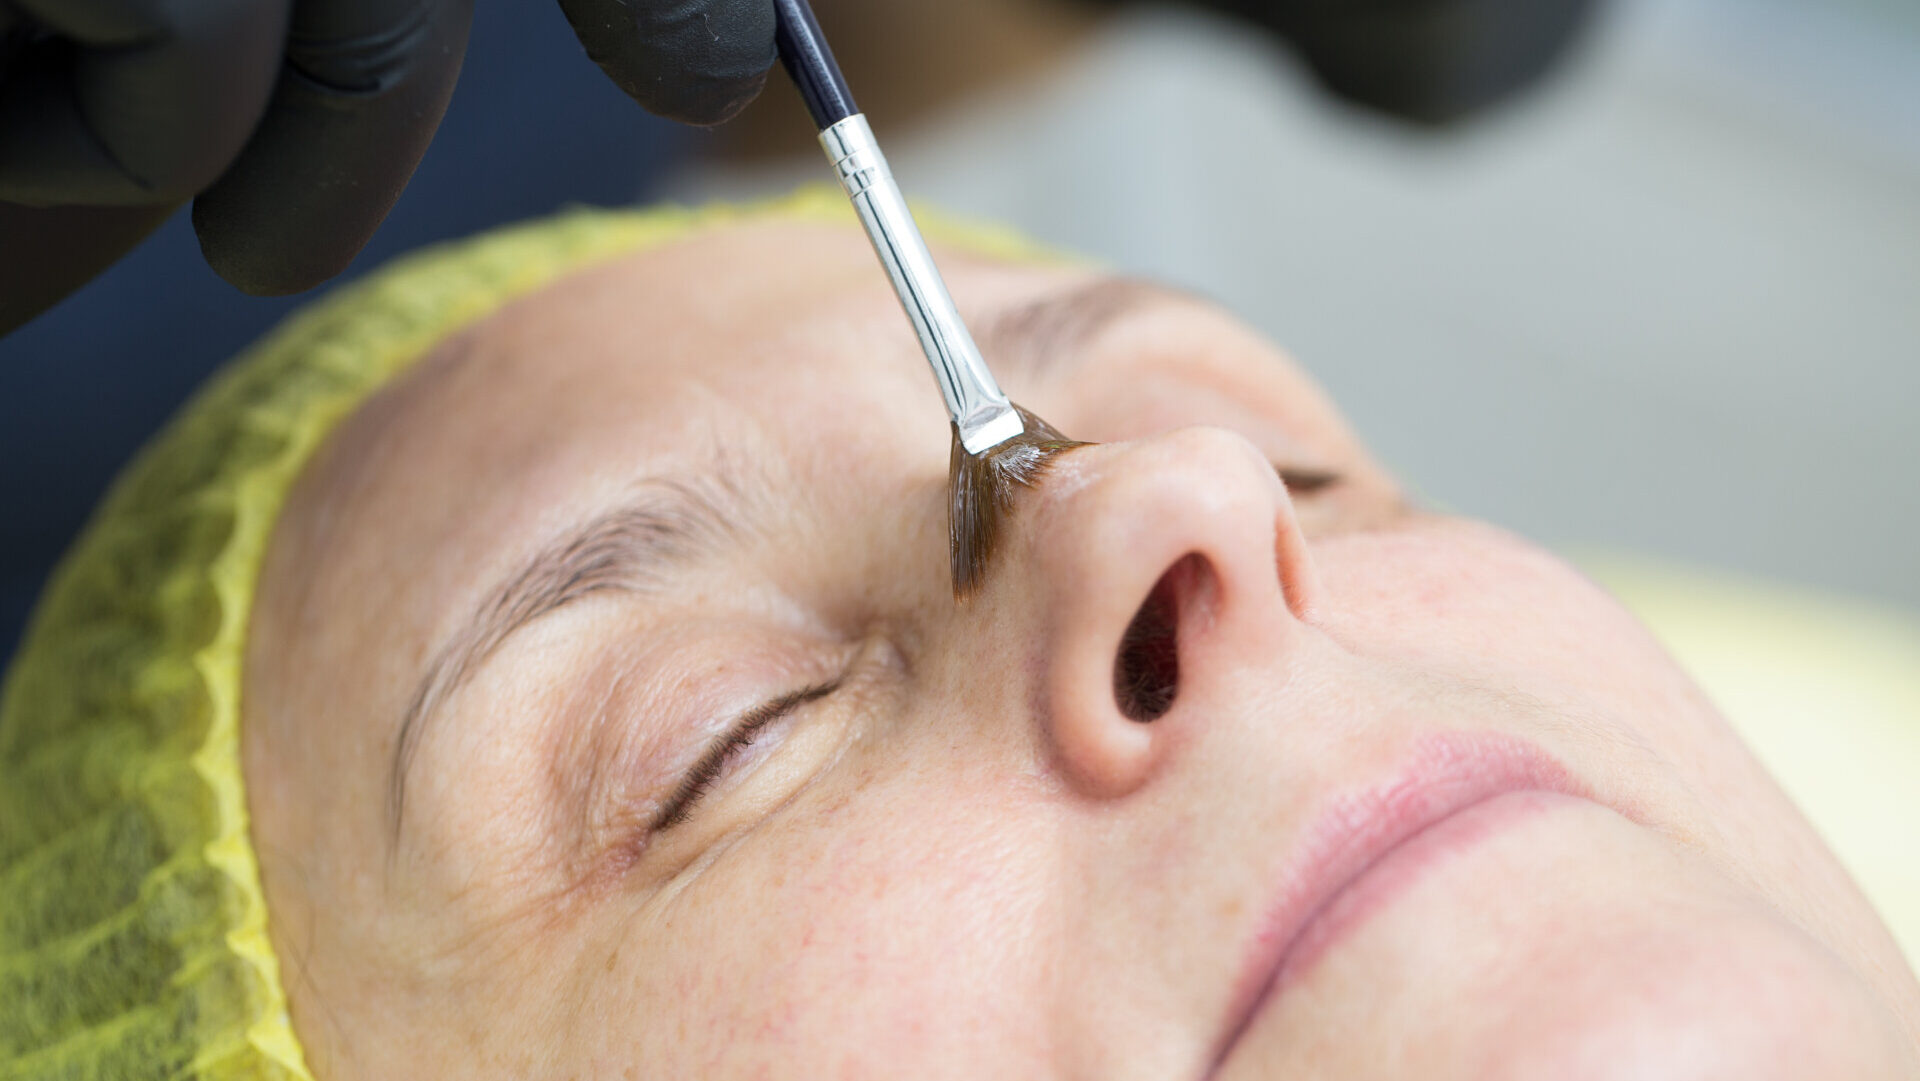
407, 220, 1091, 484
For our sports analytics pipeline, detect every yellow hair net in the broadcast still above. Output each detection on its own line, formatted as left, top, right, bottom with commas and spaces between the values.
0, 188, 1049, 1080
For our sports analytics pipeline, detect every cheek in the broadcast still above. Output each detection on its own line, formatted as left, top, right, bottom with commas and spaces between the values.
1313, 519, 1693, 714
1310, 519, 1754, 828
1305, 519, 1880, 966
606, 769, 1066, 1078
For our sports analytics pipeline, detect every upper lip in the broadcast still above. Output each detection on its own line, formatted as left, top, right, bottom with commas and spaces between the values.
1206, 731, 1583, 1073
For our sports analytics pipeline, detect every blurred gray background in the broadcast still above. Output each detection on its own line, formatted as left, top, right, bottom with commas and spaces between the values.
682, 0, 1920, 608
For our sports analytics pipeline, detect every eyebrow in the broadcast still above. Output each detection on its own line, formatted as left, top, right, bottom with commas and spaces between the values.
972, 276, 1196, 383
387, 469, 755, 841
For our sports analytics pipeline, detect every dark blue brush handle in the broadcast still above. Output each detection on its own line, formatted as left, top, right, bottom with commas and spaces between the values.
773, 0, 858, 130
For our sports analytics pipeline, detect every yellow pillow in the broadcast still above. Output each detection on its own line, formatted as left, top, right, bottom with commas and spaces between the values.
1584, 553, 1920, 971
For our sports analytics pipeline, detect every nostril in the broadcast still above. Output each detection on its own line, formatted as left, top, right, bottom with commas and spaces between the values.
1114, 554, 1202, 722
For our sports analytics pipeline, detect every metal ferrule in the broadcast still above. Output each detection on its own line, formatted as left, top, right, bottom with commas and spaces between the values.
820, 113, 1023, 455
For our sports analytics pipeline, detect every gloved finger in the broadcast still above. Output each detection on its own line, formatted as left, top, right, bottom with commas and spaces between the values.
191, 0, 474, 296
0, 0, 288, 206
0, 200, 176, 337
0, 6, 28, 81
556, 0, 776, 125
1192, 0, 1598, 124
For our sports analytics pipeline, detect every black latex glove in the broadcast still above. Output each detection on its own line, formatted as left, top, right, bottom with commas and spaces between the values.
0, 0, 778, 335
1112, 0, 1601, 125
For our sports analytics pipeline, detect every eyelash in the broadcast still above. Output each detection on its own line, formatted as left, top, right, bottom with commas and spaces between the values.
1275, 465, 1340, 495
651, 679, 842, 832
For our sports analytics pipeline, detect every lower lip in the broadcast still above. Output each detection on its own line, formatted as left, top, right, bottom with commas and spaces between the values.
1266, 788, 1575, 994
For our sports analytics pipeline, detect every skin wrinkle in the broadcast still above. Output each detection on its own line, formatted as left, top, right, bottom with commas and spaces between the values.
421, 853, 576, 983
548, 635, 657, 890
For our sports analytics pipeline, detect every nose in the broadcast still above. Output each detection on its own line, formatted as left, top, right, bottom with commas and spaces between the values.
1020, 427, 1321, 797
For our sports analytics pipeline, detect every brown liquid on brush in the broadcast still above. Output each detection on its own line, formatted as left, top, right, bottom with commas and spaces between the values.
946, 409, 1344, 599
948, 404, 1088, 598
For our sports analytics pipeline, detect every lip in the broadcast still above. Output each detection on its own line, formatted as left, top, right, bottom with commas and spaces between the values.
1206, 731, 1582, 1074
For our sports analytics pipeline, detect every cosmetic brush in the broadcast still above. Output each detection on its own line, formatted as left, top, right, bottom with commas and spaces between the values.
773, 0, 1085, 598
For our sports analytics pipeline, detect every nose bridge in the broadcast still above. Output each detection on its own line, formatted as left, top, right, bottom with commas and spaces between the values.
1039, 426, 1315, 625
1003, 426, 1321, 798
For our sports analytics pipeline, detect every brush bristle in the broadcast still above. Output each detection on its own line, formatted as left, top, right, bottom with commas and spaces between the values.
949, 405, 1086, 599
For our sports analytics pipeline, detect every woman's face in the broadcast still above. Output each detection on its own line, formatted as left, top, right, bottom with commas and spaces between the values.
242, 219, 1919, 1079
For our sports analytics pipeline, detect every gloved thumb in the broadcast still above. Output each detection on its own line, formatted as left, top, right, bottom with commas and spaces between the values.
556, 0, 776, 125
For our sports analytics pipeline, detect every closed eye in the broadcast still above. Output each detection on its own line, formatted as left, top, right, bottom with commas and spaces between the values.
651, 679, 843, 832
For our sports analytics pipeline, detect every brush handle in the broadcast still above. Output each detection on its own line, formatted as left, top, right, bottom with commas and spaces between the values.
772, 0, 1022, 454
772, 0, 857, 130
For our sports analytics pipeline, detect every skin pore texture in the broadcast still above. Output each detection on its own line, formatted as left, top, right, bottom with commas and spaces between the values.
241, 218, 1920, 1080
